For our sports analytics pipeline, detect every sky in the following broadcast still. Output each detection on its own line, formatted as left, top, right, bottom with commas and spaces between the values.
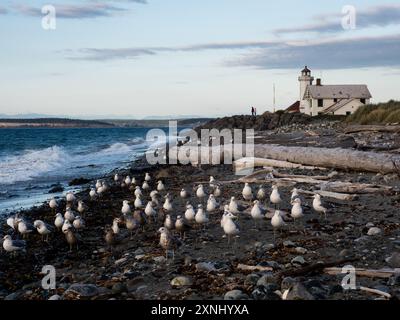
0, 0, 399, 118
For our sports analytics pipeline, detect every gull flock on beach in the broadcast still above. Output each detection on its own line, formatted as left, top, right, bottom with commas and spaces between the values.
1, 171, 332, 262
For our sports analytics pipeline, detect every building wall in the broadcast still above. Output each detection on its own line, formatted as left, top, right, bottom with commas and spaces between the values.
310, 98, 370, 116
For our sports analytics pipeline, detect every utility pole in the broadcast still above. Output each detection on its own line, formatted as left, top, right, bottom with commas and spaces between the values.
273, 83, 276, 113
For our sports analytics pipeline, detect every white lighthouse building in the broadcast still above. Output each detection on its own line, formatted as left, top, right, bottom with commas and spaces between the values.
286, 66, 372, 116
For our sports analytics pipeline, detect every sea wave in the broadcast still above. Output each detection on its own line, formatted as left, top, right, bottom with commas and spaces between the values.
0, 146, 70, 185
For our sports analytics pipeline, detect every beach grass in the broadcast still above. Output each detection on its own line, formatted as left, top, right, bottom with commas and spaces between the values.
346, 100, 400, 125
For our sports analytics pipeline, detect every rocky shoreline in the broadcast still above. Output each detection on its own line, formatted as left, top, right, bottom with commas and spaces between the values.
1, 123, 400, 300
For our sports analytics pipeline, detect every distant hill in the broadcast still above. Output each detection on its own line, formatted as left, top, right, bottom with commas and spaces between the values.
0, 117, 213, 128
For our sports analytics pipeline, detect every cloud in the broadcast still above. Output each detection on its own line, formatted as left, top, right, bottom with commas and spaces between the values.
0, 7, 8, 14
68, 40, 279, 60
231, 34, 400, 70
14, 3, 129, 19
275, 4, 400, 34
69, 34, 400, 71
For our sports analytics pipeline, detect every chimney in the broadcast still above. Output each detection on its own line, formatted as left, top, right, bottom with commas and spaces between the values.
316, 78, 322, 86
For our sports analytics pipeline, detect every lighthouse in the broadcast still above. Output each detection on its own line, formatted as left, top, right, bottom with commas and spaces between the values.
298, 66, 314, 115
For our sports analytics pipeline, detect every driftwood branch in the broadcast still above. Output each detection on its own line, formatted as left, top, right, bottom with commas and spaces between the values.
236, 264, 273, 273
297, 189, 358, 201
323, 267, 400, 279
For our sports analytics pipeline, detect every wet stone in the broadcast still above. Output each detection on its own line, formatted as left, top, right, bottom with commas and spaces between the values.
224, 290, 249, 300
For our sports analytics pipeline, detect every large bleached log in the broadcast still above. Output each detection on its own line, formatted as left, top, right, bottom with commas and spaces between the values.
320, 181, 393, 194
234, 157, 327, 171
344, 125, 400, 134
296, 189, 358, 201
252, 144, 400, 174
324, 267, 400, 279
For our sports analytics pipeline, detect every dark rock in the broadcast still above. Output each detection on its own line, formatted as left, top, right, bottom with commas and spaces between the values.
256, 273, 276, 286
388, 274, 400, 286
49, 184, 64, 193
112, 282, 127, 294
224, 290, 249, 300
251, 285, 280, 300
286, 283, 315, 300
328, 284, 343, 295
281, 277, 297, 291
64, 283, 99, 298
244, 274, 260, 287
69, 177, 91, 186
386, 252, 400, 268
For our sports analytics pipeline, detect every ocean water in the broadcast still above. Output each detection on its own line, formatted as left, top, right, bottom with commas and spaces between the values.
0, 127, 165, 214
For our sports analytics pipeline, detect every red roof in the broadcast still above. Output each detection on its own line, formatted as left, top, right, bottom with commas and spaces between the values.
285, 101, 300, 113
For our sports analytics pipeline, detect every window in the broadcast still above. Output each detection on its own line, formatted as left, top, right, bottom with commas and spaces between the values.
334, 98, 338, 103
360, 98, 366, 104
346, 111, 352, 116
318, 99, 323, 107
318, 112, 323, 115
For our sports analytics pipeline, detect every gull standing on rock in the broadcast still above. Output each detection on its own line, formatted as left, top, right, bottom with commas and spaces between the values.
184, 204, 196, 223
89, 188, 97, 201
175, 215, 191, 239
291, 188, 300, 204
62, 220, 72, 233
180, 188, 189, 199
54, 213, 64, 230
142, 181, 150, 191
64, 228, 79, 252
313, 194, 328, 220
114, 174, 120, 184
96, 180, 102, 190
209, 176, 217, 189
6, 215, 19, 231
158, 227, 181, 260
134, 195, 143, 209
228, 197, 245, 215
164, 214, 175, 230
121, 200, 132, 216
157, 180, 165, 192
77, 200, 87, 217
270, 185, 282, 210
213, 185, 222, 198
16, 218, 34, 239
124, 176, 132, 186
34, 220, 52, 241
125, 215, 140, 239
145, 172, 151, 182
112, 218, 121, 235
163, 196, 173, 212
251, 200, 266, 228
222, 212, 240, 245
291, 198, 304, 226
196, 184, 206, 200
242, 183, 253, 203
206, 194, 218, 213
271, 210, 285, 241
134, 186, 142, 198
73, 216, 85, 231
195, 204, 209, 229
257, 186, 266, 202
144, 201, 157, 222
49, 198, 57, 213
2, 235, 26, 255
66, 192, 76, 205
64, 207, 75, 222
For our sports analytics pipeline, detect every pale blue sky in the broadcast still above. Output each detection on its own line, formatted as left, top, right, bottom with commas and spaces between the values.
0, 0, 399, 118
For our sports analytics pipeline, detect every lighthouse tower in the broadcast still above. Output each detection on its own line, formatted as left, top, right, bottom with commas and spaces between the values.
298, 66, 314, 115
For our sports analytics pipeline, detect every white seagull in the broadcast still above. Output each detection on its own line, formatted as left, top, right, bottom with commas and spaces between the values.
313, 194, 328, 220
54, 213, 64, 230
3, 235, 26, 255
222, 212, 240, 245
270, 185, 282, 209
184, 204, 196, 222
251, 200, 266, 227
242, 183, 253, 202
271, 210, 285, 241
157, 180, 165, 192
34, 220, 52, 241
291, 198, 304, 225
195, 204, 209, 228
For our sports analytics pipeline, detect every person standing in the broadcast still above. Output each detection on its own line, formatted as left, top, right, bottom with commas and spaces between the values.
251, 106, 254, 116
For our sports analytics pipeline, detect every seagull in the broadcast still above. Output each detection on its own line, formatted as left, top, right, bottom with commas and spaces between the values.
6, 215, 19, 231
105, 228, 120, 251
313, 194, 328, 220
184, 204, 196, 223
62, 220, 72, 233
157, 180, 165, 192
125, 216, 140, 239
112, 218, 121, 235
291, 198, 304, 225
213, 185, 222, 198
2, 235, 26, 255
209, 176, 217, 189
163, 196, 173, 212
145, 172, 151, 182
96, 180, 102, 189
133, 210, 147, 230
64, 207, 75, 222
16, 218, 34, 238
196, 184, 206, 200
158, 227, 181, 260
89, 188, 97, 201
144, 201, 157, 222
257, 186, 266, 202
164, 214, 175, 230
131, 177, 137, 185
270, 185, 282, 209
220, 205, 230, 228
77, 201, 87, 217
195, 204, 209, 229
242, 183, 253, 203
121, 200, 132, 216
222, 212, 240, 245
228, 197, 245, 215
124, 176, 132, 186
134, 186, 142, 197
290, 188, 300, 204
34, 220, 53, 241
64, 228, 79, 252
180, 188, 189, 199
66, 192, 76, 204
150, 190, 159, 198
206, 194, 218, 212
251, 200, 266, 228
114, 174, 120, 184
73, 216, 85, 231
134, 195, 143, 209
175, 215, 191, 239
54, 213, 64, 230
271, 210, 285, 241
142, 181, 150, 191
49, 198, 57, 213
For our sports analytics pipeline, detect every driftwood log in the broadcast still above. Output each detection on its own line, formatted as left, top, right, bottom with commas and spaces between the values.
344, 125, 400, 134
323, 267, 400, 279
